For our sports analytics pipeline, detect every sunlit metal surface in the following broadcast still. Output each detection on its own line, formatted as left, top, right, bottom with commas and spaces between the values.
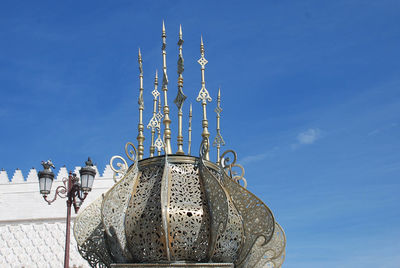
75, 145, 285, 267
74, 24, 286, 268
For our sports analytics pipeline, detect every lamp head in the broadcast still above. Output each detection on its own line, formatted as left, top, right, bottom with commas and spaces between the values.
79, 157, 96, 193
38, 160, 55, 195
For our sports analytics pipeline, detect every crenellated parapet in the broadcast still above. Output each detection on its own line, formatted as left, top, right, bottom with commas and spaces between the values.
0, 165, 115, 183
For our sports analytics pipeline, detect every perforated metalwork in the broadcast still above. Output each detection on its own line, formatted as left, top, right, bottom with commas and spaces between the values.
74, 197, 112, 267
198, 158, 229, 259
220, 171, 275, 266
211, 197, 244, 263
160, 157, 172, 261
168, 163, 210, 262
242, 223, 285, 268
75, 154, 285, 268
101, 164, 140, 262
124, 164, 167, 262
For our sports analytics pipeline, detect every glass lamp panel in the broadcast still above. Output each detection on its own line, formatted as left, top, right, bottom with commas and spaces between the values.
87, 174, 95, 190
39, 177, 45, 194
39, 176, 53, 195
80, 174, 89, 190
45, 177, 53, 193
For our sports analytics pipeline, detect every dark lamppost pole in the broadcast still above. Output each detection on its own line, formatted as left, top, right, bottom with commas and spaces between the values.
38, 158, 96, 268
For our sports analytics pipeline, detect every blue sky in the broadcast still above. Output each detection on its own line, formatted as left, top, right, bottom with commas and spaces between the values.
1, 0, 400, 267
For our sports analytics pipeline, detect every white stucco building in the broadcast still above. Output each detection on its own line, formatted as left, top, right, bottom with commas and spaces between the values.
0, 165, 115, 267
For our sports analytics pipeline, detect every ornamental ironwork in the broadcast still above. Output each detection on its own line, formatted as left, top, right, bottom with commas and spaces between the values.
74, 22, 286, 268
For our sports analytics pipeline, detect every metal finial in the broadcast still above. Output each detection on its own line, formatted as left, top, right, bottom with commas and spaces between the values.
147, 70, 160, 157
188, 103, 193, 155
161, 21, 172, 154
213, 88, 225, 162
137, 48, 145, 160
174, 25, 187, 155
162, 20, 166, 36
196, 36, 212, 160
155, 95, 164, 155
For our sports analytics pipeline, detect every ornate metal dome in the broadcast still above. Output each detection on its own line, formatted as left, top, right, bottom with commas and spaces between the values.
73, 22, 286, 268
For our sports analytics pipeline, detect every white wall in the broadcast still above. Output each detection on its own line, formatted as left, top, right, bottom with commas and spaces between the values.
0, 165, 116, 267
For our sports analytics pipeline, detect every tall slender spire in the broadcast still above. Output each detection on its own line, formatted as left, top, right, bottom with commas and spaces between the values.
196, 35, 212, 160
137, 48, 145, 160
161, 20, 172, 154
213, 88, 225, 163
188, 103, 193, 155
174, 24, 187, 155
155, 94, 164, 156
147, 70, 160, 157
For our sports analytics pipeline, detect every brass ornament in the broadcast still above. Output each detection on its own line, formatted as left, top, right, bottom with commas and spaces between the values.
155, 95, 164, 155
174, 25, 187, 155
219, 150, 275, 266
213, 88, 226, 163
147, 71, 160, 157
199, 138, 229, 260
137, 49, 145, 160
161, 20, 172, 154
188, 103, 193, 155
73, 196, 112, 267
74, 24, 286, 268
196, 36, 212, 160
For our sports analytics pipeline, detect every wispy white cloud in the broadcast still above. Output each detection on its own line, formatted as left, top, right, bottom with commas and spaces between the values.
241, 147, 279, 165
297, 128, 321, 144
367, 122, 398, 136
291, 128, 321, 149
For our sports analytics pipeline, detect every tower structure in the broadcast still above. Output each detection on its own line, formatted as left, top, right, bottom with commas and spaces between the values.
74, 22, 286, 268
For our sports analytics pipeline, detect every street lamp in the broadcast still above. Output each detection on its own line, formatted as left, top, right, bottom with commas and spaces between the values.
38, 157, 96, 268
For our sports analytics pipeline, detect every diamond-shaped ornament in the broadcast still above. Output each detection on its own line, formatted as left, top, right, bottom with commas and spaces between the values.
174, 89, 187, 110
197, 56, 208, 67
156, 110, 163, 124
152, 89, 160, 98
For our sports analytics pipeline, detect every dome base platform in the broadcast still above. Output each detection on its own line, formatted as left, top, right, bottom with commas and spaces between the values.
111, 263, 234, 268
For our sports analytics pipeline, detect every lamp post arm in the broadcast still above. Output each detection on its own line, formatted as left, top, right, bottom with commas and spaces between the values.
72, 183, 88, 202
43, 183, 67, 205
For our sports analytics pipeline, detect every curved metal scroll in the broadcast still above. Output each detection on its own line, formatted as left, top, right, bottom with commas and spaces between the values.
254, 223, 286, 268
220, 150, 247, 188
244, 222, 286, 268
198, 138, 230, 260
73, 196, 112, 267
109, 142, 137, 183
110, 155, 128, 182
219, 149, 275, 267
125, 142, 137, 161
101, 144, 140, 262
